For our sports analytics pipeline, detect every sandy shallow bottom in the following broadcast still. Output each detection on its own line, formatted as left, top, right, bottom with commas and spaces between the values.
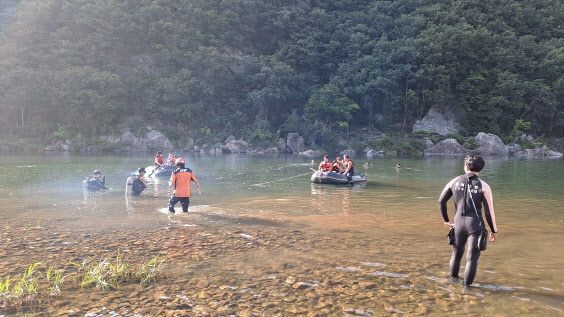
1, 208, 562, 317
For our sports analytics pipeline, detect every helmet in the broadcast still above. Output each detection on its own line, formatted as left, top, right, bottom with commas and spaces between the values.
157, 151, 162, 155
93, 170, 102, 175
175, 158, 185, 165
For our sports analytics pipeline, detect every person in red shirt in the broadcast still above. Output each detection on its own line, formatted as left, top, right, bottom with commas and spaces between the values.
168, 158, 202, 213
166, 153, 177, 165
319, 155, 332, 172
154, 151, 164, 167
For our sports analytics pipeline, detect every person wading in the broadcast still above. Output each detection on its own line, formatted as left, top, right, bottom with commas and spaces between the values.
168, 158, 202, 213
438, 155, 498, 286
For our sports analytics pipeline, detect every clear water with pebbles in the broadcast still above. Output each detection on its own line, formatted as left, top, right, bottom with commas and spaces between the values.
0, 152, 563, 316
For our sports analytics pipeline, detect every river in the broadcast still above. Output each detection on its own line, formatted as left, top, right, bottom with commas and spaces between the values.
0, 152, 563, 316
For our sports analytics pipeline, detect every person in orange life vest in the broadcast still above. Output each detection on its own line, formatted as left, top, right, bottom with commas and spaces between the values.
166, 153, 177, 165
168, 157, 202, 213
319, 155, 332, 172
154, 151, 164, 167
332, 157, 344, 172
343, 155, 354, 180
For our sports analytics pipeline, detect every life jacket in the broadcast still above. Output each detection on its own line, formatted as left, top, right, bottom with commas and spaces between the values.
345, 160, 354, 174
131, 176, 146, 196
319, 161, 332, 172
155, 155, 164, 165
332, 161, 341, 172
167, 155, 176, 165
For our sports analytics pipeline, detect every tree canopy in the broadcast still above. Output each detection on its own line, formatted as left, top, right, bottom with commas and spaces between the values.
1, 0, 562, 148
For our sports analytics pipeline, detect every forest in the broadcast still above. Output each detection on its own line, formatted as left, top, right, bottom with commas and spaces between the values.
1, 0, 563, 149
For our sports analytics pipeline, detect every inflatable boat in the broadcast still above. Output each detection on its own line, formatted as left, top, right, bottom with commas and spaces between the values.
148, 165, 176, 178
311, 170, 367, 185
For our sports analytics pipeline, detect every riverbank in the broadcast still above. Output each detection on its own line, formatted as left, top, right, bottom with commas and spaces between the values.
2, 130, 563, 159
2, 210, 561, 317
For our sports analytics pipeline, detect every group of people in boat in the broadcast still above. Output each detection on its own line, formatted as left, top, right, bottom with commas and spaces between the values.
319, 154, 355, 179
154, 151, 178, 168
84, 151, 202, 213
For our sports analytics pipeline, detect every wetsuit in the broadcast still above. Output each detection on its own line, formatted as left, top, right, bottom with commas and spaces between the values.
84, 176, 109, 190
168, 166, 198, 213
438, 173, 498, 284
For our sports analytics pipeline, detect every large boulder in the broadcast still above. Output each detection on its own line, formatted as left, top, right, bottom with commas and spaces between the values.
265, 147, 279, 154
0, 145, 9, 151
286, 133, 304, 154
413, 105, 461, 136
101, 128, 174, 151
424, 139, 470, 156
341, 149, 356, 157
299, 149, 317, 156
226, 140, 248, 153
44, 145, 60, 151
474, 132, 508, 155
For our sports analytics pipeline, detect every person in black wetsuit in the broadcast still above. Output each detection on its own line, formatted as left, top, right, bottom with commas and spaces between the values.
84, 170, 109, 190
438, 155, 498, 286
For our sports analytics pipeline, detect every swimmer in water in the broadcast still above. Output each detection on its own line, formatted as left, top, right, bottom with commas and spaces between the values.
364, 161, 373, 168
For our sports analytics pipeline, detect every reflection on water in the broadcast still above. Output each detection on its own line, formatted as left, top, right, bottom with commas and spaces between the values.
0, 152, 563, 315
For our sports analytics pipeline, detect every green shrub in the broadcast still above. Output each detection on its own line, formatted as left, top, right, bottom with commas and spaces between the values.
446, 133, 464, 144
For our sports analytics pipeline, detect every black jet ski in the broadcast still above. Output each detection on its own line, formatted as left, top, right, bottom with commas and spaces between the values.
311, 170, 367, 185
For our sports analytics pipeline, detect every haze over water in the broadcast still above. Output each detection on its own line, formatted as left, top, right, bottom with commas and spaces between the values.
0, 152, 563, 315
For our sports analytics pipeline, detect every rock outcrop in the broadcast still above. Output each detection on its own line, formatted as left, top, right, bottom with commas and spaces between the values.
101, 128, 174, 151
225, 140, 248, 153
413, 105, 461, 136
424, 139, 470, 156
286, 133, 304, 154
298, 149, 317, 156
474, 132, 508, 155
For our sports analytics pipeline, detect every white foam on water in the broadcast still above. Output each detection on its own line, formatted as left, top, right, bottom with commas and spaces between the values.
335, 266, 363, 272
220, 285, 238, 290
427, 276, 448, 283
484, 270, 494, 273
360, 262, 387, 267
512, 296, 531, 301
548, 306, 563, 312
479, 284, 516, 291
476, 293, 485, 297
371, 271, 409, 278
240, 234, 253, 238
385, 307, 405, 314
540, 287, 554, 292
182, 224, 197, 227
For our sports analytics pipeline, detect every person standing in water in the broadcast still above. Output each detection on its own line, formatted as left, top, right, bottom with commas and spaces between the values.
168, 157, 202, 213
438, 155, 498, 286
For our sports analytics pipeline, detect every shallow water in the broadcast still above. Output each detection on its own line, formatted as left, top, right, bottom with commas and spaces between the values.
0, 152, 563, 316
